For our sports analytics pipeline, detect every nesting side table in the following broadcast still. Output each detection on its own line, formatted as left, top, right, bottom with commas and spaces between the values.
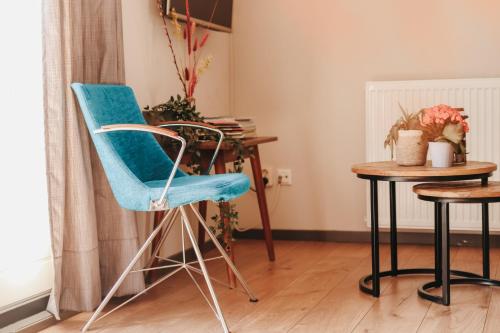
351, 161, 497, 297
414, 181, 500, 305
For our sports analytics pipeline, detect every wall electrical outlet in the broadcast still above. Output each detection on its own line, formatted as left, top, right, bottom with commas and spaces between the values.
262, 167, 273, 187
277, 169, 292, 185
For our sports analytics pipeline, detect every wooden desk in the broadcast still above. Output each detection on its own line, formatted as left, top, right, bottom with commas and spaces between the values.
151, 136, 278, 286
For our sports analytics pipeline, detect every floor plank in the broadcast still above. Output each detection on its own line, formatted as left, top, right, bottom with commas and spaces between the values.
351, 245, 437, 333
288, 244, 402, 333
41, 241, 500, 333
475, 247, 500, 333
233, 243, 370, 333
417, 247, 493, 333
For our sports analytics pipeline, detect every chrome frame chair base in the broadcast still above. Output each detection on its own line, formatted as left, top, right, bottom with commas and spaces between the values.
81, 204, 258, 333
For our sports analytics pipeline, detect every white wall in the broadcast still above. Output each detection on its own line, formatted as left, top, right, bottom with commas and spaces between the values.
122, 0, 500, 235
231, 0, 500, 232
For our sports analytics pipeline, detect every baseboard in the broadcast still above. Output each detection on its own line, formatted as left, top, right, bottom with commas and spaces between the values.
0, 293, 50, 331
233, 229, 500, 248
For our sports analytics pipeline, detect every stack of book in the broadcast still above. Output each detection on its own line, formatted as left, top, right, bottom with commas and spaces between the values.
235, 117, 257, 138
205, 116, 257, 139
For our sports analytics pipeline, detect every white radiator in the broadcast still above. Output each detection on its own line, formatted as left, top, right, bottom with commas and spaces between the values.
365, 78, 500, 231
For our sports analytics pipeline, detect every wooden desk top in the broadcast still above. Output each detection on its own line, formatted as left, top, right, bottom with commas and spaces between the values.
352, 161, 497, 178
414, 181, 500, 199
197, 136, 278, 150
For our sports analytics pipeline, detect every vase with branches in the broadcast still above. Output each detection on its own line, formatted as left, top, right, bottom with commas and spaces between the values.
384, 104, 428, 166
144, 0, 247, 242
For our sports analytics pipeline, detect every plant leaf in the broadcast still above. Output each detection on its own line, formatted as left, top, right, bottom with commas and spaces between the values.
442, 123, 464, 144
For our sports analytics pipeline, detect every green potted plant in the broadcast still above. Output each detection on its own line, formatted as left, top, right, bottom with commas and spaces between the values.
144, 0, 247, 241
384, 105, 428, 166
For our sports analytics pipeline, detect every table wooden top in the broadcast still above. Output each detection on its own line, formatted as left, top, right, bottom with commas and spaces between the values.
351, 161, 497, 178
413, 181, 500, 199
197, 136, 278, 150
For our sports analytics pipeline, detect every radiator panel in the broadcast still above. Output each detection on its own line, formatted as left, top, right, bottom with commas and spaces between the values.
365, 79, 500, 231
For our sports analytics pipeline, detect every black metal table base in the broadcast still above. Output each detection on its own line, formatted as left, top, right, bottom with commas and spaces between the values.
359, 268, 482, 296
357, 173, 494, 302
413, 194, 500, 305
418, 277, 500, 305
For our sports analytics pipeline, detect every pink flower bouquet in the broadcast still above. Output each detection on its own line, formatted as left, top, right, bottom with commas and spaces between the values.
420, 104, 469, 161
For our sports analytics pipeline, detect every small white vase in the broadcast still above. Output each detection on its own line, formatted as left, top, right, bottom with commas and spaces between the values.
429, 142, 454, 168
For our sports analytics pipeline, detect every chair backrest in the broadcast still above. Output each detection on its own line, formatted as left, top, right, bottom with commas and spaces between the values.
71, 83, 182, 209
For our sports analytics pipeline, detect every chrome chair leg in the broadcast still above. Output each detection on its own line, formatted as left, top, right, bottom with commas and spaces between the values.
179, 206, 230, 333
81, 208, 175, 333
188, 203, 258, 302
145, 208, 180, 269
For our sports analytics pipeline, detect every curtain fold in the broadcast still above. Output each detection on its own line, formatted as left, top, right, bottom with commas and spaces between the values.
42, 0, 145, 318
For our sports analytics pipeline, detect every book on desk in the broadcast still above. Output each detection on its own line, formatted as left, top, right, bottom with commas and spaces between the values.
205, 116, 257, 139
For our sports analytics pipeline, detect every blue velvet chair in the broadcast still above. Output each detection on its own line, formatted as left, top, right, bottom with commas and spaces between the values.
71, 83, 257, 333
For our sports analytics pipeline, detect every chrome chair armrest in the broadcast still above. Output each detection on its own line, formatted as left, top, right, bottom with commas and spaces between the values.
157, 121, 224, 174
95, 124, 186, 209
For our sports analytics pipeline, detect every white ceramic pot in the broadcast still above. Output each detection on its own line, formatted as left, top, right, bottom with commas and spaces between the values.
395, 130, 428, 166
429, 141, 454, 168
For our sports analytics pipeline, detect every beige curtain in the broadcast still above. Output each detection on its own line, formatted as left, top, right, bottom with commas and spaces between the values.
42, 0, 145, 318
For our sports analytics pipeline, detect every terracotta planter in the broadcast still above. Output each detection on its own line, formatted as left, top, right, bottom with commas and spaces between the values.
395, 130, 428, 166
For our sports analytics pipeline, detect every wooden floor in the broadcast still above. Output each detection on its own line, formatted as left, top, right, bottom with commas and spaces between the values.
42, 240, 500, 333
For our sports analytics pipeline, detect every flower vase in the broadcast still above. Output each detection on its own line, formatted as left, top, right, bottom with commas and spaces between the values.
395, 130, 428, 166
429, 142, 454, 168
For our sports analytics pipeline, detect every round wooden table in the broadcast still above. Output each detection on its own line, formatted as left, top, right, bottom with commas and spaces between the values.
413, 181, 500, 305
351, 161, 497, 297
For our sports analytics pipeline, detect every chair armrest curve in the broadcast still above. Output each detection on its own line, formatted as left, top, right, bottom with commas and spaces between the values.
96, 124, 178, 137
157, 121, 224, 175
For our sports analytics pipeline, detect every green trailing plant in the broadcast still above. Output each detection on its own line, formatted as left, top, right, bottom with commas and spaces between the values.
143, 97, 250, 240
143, 95, 206, 174
210, 203, 239, 246
150, 0, 246, 241
143, 95, 201, 122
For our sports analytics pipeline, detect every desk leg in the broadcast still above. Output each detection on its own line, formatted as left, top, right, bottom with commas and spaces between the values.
249, 146, 276, 261
197, 156, 211, 255
370, 180, 380, 297
198, 201, 208, 254
214, 153, 237, 288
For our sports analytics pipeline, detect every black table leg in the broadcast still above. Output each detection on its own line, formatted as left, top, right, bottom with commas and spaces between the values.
483, 203, 490, 279
389, 181, 398, 276
481, 175, 490, 279
482, 176, 489, 186
360, 174, 491, 299
441, 203, 451, 306
434, 202, 442, 286
370, 179, 380, 297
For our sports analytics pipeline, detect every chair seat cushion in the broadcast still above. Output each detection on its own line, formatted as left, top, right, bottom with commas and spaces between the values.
145, 173, 250, 209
